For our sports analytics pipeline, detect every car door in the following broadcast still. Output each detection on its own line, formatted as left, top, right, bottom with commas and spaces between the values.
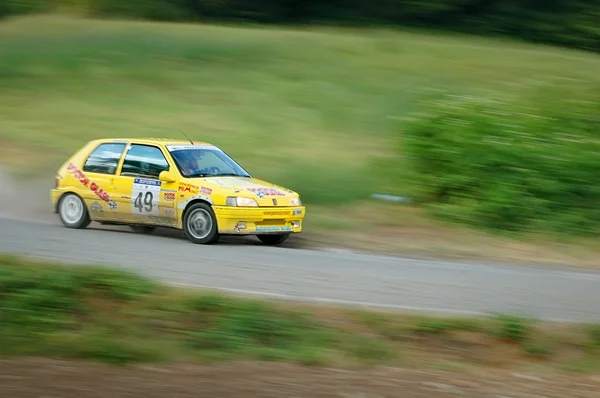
114, 143, 179, 227
78, 141, 128, 221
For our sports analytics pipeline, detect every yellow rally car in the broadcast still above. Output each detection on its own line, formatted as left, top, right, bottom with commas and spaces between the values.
50, 138, 305, 245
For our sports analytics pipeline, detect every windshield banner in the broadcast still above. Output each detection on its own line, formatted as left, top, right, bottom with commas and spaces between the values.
166, 145, 221, 152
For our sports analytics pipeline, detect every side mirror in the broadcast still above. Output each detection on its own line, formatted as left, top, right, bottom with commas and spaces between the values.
159, 170, 177, 183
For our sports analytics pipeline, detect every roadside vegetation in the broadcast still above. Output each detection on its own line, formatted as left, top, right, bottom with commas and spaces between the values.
1, 15, 600, 265
1, 255, 599, 371
1, 0, 598, 54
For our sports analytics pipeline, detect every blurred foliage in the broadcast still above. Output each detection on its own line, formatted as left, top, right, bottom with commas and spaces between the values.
589, 324, 600, 346
523, 340, 553, 359
0, 0, 599, 52
0, 255, 156, 335
400, 82, 600, 236
2, 255, 599, 369
412, 317, 483, 335
491, 313, 530, 343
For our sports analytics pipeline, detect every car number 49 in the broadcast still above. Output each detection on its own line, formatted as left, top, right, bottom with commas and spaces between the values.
132, 178, 161, 216
134, 191, 153, 212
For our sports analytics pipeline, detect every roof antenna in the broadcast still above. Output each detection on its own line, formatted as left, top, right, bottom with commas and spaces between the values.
180, 130, 194, 145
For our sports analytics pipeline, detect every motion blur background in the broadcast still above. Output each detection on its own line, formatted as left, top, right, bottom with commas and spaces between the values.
1, 1, 599, 261
2, 1, 600, 244
1, 2, 600, 396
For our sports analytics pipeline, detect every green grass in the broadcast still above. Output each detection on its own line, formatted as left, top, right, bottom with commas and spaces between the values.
2, 254, 600, 371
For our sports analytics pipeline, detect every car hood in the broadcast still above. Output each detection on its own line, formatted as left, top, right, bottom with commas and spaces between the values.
198, 176, 299, 206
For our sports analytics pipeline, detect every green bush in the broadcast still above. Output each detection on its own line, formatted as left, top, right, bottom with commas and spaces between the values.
401, 83, 600, 236
491, 314, 529, 343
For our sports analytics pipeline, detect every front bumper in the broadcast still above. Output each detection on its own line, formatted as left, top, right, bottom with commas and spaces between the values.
213, 206, 305, 234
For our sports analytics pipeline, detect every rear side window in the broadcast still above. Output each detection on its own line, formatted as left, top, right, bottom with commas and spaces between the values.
120, 144, 170, 179
82, 143, 126, 175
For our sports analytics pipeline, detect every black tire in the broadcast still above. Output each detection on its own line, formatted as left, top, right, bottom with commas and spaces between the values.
256, 233, 291, 245
130, 226, 156, 234
57, 193, 91, 229
183, 202, 219, 244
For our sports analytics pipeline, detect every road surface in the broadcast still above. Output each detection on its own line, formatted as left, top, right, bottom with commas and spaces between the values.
1, 169, 600, 323
1, 213, 600, 323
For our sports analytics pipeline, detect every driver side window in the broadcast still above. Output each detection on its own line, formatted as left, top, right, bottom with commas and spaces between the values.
120, 144, 170, 179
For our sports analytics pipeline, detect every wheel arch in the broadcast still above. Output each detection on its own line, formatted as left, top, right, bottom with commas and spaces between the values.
56, 190, 90, 214
180, 197, 215, 226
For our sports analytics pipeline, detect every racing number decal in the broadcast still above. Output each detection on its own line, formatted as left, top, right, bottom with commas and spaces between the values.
134, 191, 153, 212
132, 178, 161, 216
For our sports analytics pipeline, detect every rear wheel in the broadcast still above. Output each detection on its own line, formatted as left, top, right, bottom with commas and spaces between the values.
130, 226, 156, 234
183, 202, 219, 244
256, 233, 291, 245
58, 193, 91, 229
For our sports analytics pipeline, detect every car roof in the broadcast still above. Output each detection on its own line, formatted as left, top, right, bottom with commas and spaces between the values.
89, 137, 216, 147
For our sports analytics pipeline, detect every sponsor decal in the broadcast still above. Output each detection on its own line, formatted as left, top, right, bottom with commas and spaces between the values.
200, 186, 212, 195
66, 162, 117, 210
90, 201, 103, 213
163, 192, 176, 201
264, 211, 290, 216
178, 182, 199, 194
256, 226, 292, 233
247, 187, 285, 197
67, 162, 90, 187
164, 208, 175, 217
134, 178, 161, 187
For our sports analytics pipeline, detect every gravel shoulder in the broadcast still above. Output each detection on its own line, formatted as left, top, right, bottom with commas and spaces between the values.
2, 359, 599, 398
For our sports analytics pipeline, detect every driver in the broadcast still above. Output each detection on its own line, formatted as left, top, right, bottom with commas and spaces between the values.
180, 150, 207, 176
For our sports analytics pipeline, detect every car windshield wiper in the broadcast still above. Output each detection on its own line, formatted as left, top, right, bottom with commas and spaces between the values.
186, 172, 209, 178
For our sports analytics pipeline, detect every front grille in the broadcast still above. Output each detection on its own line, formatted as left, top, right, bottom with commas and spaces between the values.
256, 219, 286, 226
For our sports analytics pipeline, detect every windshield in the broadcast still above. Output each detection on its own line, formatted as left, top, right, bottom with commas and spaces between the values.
166, 144, 251, 178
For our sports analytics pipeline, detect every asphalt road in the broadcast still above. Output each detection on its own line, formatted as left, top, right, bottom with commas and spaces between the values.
1, 169, 600, 323
2, 213, 600, 323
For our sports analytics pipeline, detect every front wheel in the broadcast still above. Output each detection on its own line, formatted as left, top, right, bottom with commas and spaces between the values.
256, 233, 291, 245
58, 193, 91, 229
183, 202, 219, 244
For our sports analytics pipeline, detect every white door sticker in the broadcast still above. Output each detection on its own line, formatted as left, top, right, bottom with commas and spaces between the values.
132, 178, 161, 216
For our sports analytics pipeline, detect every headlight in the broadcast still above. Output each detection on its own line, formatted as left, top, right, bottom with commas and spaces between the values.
226, 196, 259, 207
290, 197, 302, 206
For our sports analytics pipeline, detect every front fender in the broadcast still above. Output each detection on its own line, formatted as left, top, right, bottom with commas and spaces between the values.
177, 195, 215, 228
